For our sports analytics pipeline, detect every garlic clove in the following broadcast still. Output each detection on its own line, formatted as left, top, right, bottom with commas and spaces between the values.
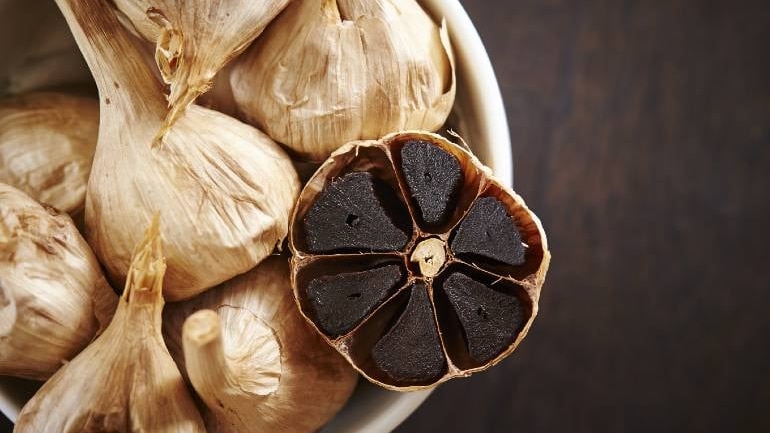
14, 217, 207, 433
164, 257, 358, 433
57, 0, 300, 300
230, 0, 457, 162
0, 92, 98, 215
0, 183, 116, 380
112, 0, 291, 131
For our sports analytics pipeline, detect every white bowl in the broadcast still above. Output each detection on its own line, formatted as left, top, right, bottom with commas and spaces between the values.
0, 0, 511, 430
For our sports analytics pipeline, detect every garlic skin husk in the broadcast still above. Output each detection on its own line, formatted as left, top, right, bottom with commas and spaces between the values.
0, 183, 116, 380
230, 0, 456, 162
163, 257, 358, 433
112, 0, 291, 131
0, 92, 98, 215
14, 217, 206, 433
56, 0, 300, 300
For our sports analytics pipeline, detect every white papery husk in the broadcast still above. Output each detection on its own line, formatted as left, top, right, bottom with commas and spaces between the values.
56, 0, 300, 301
163, 256, 358, 433
0, 183, 116, 380
0, 92, 98, 215
14, 217, 206, 432
112, 0, 291, 131
230, 0, 456, 162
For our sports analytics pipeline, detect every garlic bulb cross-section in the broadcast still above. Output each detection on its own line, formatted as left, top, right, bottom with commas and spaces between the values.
0, 183, 116, 380
231, 0, 456, 162
56, 0, 300, 300
112, 0, 291, 130
15, 217, 206, 433
164, 257, 358, 433
0, 92, 98, 215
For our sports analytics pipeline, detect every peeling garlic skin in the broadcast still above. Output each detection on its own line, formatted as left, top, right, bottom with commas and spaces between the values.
0, 183, 117, 380
231, 0, 456, 162
0, 92, 98, 215
164, 257, 358, 433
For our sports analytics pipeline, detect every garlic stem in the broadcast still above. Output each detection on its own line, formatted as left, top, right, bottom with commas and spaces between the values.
183, 309, 280, 405
55, 0, 165, 116
122, 214, 165, 309
165, 257, 357, 433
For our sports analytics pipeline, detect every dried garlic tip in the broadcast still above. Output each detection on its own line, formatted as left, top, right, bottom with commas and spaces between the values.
15, 217, 206, 433
0, 92, 98, 215
163, 257, 358, 433
112, 0, 290, 131
56, 0, 300, 300
0, 183, 116, 380
231, 0, 456, 162
289, 131, 551, 390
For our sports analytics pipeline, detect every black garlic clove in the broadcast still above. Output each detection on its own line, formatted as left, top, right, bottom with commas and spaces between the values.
400, 140, 462, 226
371, 283, 446, 383
304, 172, 411, 253
306, 264, 405, 337
450, 196, 526, 266
441, 272, 525, 364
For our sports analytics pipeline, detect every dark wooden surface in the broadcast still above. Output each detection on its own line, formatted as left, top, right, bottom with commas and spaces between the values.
2, 1, 769, 432
396, 0, 770, 432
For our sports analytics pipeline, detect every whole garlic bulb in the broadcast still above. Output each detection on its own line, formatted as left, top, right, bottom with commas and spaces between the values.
112, 0, 291, 130
163, 257, 358, 433
0, 92, 98, 215
15, 217, 207, 433
0, 183, 116, 380
56, 0, 300, 300
230, 0, 456, 162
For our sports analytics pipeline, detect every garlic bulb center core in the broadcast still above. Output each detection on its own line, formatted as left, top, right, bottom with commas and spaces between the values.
410, 237, 447, 278
217, 306, 281, 395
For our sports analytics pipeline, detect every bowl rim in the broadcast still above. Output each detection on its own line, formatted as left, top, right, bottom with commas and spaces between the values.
0, 0, 512, 430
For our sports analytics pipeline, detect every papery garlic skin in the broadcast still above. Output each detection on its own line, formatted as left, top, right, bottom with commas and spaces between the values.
58, 0, 301, 300
231, 0, 456, 162
112, 0, 290, 130
0, 183, 116, 380
85, 103, 300, 300
0, 93, 98, 215
164, 257, 358, 433
14, 217, 206, 433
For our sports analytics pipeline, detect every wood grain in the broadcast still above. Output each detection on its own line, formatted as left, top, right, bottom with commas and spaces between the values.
396, 0, 770, 432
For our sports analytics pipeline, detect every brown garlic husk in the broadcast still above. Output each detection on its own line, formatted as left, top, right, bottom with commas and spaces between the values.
0, 183, 116, 380
0, 92, 98, 215
289, 131, 551, 391
56, 0, 300, 300
163, 256, 358, 433
14, 217, 206, 432
112, 0, 290, 132
230, 0, 456, 162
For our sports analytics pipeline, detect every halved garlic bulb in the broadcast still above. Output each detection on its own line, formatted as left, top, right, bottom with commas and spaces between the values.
0, 92, 98, 215
0, 183, 116, 380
